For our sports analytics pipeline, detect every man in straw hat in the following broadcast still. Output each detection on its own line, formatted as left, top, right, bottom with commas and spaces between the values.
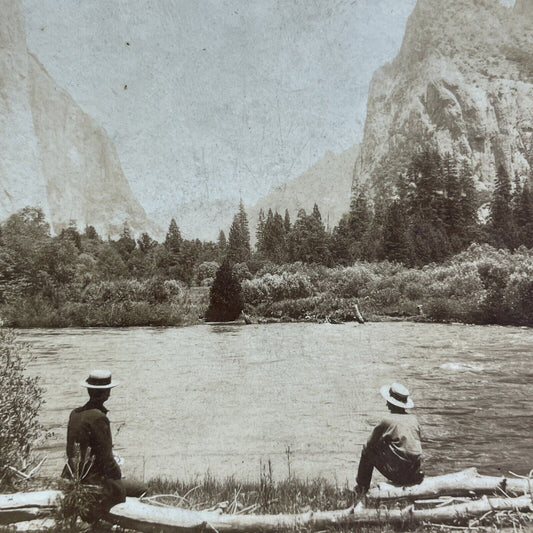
62, 370, 145, 520
354, 382, 424, 497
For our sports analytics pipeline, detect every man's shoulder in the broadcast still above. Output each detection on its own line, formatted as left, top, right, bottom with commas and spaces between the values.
380, 413, 419, 427
70, 405, 108, 422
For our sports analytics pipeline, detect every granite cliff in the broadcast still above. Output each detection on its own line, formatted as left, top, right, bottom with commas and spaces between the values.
353, 0, 533, 196
0, 0, 157, 237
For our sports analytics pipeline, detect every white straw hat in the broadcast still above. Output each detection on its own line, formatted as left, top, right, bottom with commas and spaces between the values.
80, 369, 119, 389
380, 382, 414, 409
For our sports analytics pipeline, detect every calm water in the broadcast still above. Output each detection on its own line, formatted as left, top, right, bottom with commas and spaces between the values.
20, 322, 533, 484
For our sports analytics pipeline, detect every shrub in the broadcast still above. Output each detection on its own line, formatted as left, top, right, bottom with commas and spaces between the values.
205, 261, 244, 322
328, 265, 377, 298
196, 261, 219, 284
242, 272, 314, 305
0, 328, 44, 489
232, 262, 252, 282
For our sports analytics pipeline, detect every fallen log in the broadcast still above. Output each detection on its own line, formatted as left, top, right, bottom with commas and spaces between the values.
354, 304, 365, 324
108, 495, 532, 533
366, 468, 532, 501
7, 518, 57, 532
0, 491, 61, 525
0, 470, 531, 532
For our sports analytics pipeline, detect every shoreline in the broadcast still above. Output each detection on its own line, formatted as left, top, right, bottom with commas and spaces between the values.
10, 313, 530, 330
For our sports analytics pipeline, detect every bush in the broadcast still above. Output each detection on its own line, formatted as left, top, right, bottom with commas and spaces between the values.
232, 262, 252, 282
205, 261, 244, 322
0, 328, 44, 489
196, 262, 219, 284
242, 272, 314, 305
328, 264, 377, 298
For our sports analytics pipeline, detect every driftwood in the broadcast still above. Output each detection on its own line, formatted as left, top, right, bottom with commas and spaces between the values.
7, 518, 57, 532
0, 490, 60, 525
0, 470, 531, 531
366, 467, 532, 501
107, 495, 532, 533
354, 304, 365, 324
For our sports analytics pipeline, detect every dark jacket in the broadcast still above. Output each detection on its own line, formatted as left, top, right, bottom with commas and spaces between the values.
366, 412, 422, 461
64, 400, 122, 482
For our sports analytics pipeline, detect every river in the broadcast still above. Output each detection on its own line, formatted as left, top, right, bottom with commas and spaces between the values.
20, 322, 533, 484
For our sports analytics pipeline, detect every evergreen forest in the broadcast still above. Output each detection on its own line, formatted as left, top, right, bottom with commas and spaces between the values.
1, 149, 533, 327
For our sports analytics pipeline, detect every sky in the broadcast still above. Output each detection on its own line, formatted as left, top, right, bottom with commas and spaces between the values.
22, 0, 418, 227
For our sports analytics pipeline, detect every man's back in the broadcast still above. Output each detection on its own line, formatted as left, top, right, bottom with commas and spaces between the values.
66, 401, 121, 481
376, 413, 422, 459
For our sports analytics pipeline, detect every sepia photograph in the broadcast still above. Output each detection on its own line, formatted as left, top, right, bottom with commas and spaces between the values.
0, 0, 532, 530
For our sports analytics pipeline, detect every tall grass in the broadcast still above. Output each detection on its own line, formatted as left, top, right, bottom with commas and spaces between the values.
147, 467, 353, 515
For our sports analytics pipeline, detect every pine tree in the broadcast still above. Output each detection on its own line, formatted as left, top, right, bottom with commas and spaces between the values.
205, 260, 244, 322
237, 200, 251, 259
284, 209, 291, 233
137, 232, 156, 254
442, 153, 461, 244
382, 200, 411, 264
359, 197, 385, 261
348, 186, 371, 243
290, 205, 328, 264
514, 182, 533, 247
489, 164, 514, 249
457, 160, 478, 245
115, 222, 136, 261
227, 202, 251, 263
261, 209, 287, 263
165, 218, 182, 255
523, 185, 533, 247
347, 186, 372, 259
329, 214, 353, 265
256, 208, 266, 254
217, 230, 227, 261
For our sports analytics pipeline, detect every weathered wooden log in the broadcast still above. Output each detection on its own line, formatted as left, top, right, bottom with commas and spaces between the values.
108, 495, 532, 533
0, 491, 61, 525
367, 468, 532, 501
354, 304, 365, 324
7, 518, 57, 532
1, 470, 531, 532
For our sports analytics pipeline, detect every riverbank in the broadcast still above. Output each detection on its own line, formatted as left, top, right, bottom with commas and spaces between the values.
241, 244, 533, 327
2, 243, 533, 328
3, 471, 532, 532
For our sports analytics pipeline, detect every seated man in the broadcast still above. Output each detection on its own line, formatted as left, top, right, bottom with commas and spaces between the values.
354, 382, 424, 496
62, 370, 145, 519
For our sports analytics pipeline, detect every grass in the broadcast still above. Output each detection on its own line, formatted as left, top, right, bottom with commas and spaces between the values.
142, 466, 533, 533
146, 465, 353, 515
1, 468, 531, 533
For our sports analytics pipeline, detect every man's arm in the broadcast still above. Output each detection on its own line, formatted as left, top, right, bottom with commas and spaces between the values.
366, 421, 386, 448
91, 416, 122, 480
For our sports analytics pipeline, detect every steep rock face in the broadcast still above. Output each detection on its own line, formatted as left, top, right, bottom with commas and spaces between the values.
0, 1, 49, 218
353, 0, 533, 196
0, 0, 158, 237
248, 144, 359, 242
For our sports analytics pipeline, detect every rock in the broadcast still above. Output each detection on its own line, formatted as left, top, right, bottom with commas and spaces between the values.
0, 0, 159, 238
353, 0, 533, 197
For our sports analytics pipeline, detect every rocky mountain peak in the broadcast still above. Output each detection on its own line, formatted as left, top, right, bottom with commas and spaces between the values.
353, 0, 533, 198
0, 0, 160, 238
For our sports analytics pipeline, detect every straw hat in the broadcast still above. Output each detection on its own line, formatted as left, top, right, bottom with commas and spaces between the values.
380, 382, 414, 409
80, 369, 119, 389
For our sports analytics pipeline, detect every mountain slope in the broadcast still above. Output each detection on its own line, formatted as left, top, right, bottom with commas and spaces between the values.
0, 0, 158, 237
353, 0, 533, 196
248, 144, 359, 241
